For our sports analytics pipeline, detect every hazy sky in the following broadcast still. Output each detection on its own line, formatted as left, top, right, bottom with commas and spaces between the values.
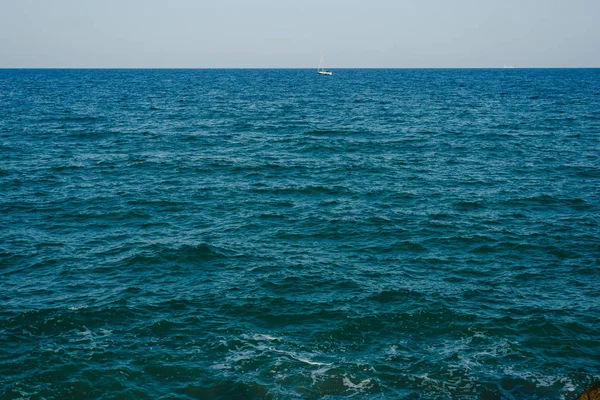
1, 0, 599, 68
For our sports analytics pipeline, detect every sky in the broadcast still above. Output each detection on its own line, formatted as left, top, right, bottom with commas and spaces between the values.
1, 0, 599, 68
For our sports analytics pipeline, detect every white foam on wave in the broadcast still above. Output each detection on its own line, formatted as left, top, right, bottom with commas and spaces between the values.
342, 375, 373, 392
12, 383, 37, 400
386, 345, 397, 355
502, 367, 579, 393
68, 304, 88, 311
210, 363, 230, 370
295, 356, 331, 366
76, 327, 93, 338
310, 365, 334, 385
225, 349, 255, 364
437, 334, 519, 373
270, 347, 333, 366
67, 326, 113, 351
252, 333, 280, 342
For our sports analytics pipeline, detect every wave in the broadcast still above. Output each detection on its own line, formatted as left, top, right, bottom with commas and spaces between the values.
3, 305, 139, 337
363, 241, 428, 253
304, 129, 350, 136
3, 68, 600, 400
178, 380, 273, 399
454, 199, 486, 209
122, 243, 228, 267
367, 288, 426, 303
50, 164, 85, 172
66, 130, 118, 139
41, 115, 101, 123
251, 184, 347, 196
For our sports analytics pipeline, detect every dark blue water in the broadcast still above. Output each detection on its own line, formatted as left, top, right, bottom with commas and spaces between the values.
1, 69, 599, 399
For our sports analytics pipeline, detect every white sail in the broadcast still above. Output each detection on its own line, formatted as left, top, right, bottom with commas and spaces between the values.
318, 54, 332, 76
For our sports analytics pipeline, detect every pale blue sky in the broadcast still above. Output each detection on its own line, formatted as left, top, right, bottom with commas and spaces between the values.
1, 0, 599, 68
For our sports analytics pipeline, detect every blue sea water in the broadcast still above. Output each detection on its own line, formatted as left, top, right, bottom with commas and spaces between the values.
0, 69, 599, 399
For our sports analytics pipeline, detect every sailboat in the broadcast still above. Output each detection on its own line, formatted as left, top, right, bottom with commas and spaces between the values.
318, 55, 332, 76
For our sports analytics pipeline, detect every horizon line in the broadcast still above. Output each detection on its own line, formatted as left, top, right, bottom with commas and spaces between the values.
2, 67, 600, 70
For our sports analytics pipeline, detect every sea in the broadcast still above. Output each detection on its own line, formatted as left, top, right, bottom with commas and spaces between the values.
1, 69, 599, 399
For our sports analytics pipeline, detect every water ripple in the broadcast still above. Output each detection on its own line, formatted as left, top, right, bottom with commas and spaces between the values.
1, 69, 599, 399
